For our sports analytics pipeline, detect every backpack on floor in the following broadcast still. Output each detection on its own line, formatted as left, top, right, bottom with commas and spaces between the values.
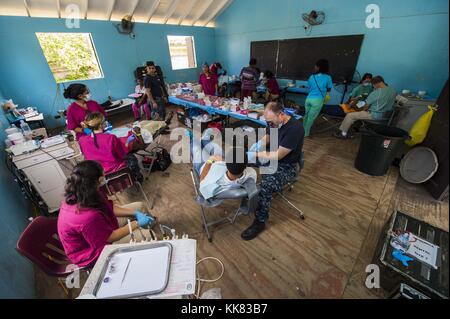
150, 147, 172, 172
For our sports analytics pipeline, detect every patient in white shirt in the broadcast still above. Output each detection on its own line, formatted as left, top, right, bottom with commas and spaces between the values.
199, 148, 257, 200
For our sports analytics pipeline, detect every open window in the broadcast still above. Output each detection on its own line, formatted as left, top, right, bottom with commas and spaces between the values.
167, 36, 197, 70
36, 33, 103, 83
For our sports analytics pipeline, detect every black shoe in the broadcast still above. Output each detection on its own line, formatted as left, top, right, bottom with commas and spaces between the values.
333, 130, 350, 139
241, 219, 266, 241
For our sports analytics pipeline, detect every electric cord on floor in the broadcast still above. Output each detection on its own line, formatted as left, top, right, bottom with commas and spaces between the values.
193, 257, 225, 299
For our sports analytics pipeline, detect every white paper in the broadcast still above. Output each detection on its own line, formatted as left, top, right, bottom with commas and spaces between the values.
96, 245, 171, 299
148, 239, 197, 299
406, 234, 439, 269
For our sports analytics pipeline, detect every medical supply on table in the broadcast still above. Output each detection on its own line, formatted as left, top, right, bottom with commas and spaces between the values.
81, 239, 196, 299
9, 140, 40, 156
40, 135, 66, 149
7, 132, 25, 145
5, 126, 20, 135
94, 243, 173, 299
20, 120, 33, 141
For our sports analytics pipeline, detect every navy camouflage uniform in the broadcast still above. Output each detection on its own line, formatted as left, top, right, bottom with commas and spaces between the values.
255, 163, 297, 222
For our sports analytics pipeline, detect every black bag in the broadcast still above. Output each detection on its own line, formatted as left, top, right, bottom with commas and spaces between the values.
151, 147, 172, 172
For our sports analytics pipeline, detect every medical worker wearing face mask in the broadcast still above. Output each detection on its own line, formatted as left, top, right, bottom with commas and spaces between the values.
242, 102, 305, 241
78, 112, 144, 183
57, 161, 155, 268
64, 83, 106, 140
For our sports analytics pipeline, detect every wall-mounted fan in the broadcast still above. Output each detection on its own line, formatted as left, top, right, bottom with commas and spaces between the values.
302, 10, 325, 34
115, 15, 136, 38
334, 69, 362, 103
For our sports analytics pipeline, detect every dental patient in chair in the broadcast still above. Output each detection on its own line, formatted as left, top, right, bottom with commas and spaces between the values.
197, 147, 257, 201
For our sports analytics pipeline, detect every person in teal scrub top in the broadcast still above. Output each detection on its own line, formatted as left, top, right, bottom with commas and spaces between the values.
303, 59, 333, 137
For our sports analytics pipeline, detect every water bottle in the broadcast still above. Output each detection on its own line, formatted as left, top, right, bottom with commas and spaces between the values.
20, 120, 33, 141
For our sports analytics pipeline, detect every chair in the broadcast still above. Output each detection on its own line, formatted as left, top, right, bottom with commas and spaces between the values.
275, 151, 306, 220
190, 168, 260, 243
16, 216, 87, 297
103, 167, 154, 211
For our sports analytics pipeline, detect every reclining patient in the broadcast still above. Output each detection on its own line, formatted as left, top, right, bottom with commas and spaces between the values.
197, 147, 257, 200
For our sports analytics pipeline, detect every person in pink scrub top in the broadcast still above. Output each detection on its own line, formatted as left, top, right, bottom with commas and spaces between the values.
78, 112, 144, 183
57, 161, 155, 267
199, 63, 218, 96
132, 77, 151, 121
64, 83, 106, 140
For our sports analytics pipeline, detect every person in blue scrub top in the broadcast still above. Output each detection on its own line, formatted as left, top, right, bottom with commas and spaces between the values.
303, 59, 333, 137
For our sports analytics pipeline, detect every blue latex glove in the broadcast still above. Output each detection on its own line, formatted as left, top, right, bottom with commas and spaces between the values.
247, 151, 257, 162
83, 128, 92, 135
104, 121, 113, 132
392, 250, 414, 267
250, 140, 263, 152
134, 211, 154, 228
127, 135, 136, 144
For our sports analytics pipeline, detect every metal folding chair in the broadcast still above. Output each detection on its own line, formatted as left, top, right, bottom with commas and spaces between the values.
275, 151, 306, 220
190, 168, 260, 242
103, 167, 154, 210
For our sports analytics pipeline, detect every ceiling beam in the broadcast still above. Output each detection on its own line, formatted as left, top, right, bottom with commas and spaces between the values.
56, 0, 61, 18
84, 0, 89, 19
203, 0, 233, 26
190, 0, 214, 26
162, 0, 181, 24
107, 0, 116, 21
23, 0, 31, 17
177, 0, 197, 25
130, 0, 141, 17
146, 0, 161, 23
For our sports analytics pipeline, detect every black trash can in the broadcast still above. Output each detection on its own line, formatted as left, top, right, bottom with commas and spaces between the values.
355, 123, 409, 176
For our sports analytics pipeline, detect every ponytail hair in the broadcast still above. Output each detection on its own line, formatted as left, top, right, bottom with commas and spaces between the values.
65, 161, 106, 214
63, 83, 87, 100
84, 112, 105, 149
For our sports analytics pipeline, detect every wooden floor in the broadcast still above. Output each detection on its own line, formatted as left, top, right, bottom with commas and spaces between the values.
35, 109, 449, 299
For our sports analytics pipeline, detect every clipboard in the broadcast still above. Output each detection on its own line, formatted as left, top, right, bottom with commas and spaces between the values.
94, 242, 172, 299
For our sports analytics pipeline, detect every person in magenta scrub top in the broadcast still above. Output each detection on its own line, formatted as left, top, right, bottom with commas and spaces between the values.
264, 70, 281, 101
199, 63, 218, 96
64, 83, 106, 140
78, 112, 144, 183
240, 58, 260, 101
57, 161, 155, 267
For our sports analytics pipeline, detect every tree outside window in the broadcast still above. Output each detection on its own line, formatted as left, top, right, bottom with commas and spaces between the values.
36, 33, 103, 83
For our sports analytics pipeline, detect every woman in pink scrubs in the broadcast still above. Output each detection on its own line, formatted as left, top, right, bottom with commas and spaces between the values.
57, 161, 154, 267
64, 84, 106, 140
132, 77, 151, 121
199, 63, 218, 96
78, 112, 144, 183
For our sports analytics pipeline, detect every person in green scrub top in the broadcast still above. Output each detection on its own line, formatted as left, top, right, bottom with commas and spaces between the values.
303, 59, 333, 137
341, 73, 374, 112
334, 76, 397, 139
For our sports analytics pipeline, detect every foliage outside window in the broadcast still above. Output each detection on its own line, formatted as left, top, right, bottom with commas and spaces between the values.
36, 33, 103, 83
167, 36, 197, 70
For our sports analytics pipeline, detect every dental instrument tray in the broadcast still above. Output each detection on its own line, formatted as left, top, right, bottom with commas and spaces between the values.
94, 242, 172, 299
